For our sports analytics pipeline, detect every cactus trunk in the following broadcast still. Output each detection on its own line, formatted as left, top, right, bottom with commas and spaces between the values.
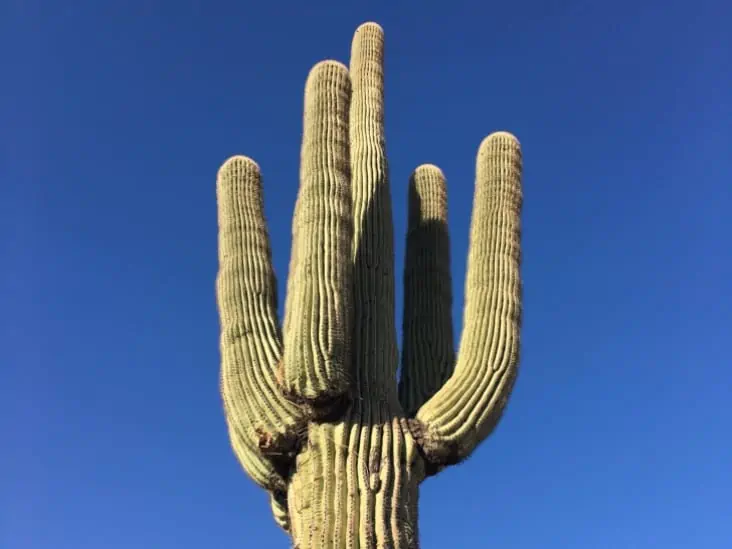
215, 21, 523, 548
288, 414, 422, 548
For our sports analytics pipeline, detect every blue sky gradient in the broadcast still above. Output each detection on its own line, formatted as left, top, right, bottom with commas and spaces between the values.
3, 1, 731, 547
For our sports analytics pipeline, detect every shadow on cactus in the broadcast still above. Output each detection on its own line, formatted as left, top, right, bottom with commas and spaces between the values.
215, 21, 523, 549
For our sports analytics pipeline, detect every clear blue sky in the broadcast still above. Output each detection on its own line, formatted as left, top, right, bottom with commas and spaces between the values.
3, 1, 731, 547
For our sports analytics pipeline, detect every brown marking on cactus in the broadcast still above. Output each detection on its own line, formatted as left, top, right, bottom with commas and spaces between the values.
254, 423, 309, 487
278, 377, 353, 422
404, 419, 458, 477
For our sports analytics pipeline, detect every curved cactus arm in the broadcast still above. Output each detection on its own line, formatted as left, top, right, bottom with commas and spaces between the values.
398, 165, 456, 416
269, 491, 290, 533
348, 22, 400, 398
280, 61, 354, 411
216, 157, 306, 493
414, 132, 523, 469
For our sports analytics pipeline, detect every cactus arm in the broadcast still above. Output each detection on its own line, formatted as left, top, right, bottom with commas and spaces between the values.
414, 132, 523, 468
348, 22, 399, 397
216, 156, 305, 494
280, 61, 354, 411
398, 165, 456, 416
269, 491, 290, 532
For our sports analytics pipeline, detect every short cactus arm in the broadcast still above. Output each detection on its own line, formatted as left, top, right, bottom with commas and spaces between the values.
398, 165, 455, 416
414, 132, 523, 467
216, 157, 306, 493
280, 61, 354, 410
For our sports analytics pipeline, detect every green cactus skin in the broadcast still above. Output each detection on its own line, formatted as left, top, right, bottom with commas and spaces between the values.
414, 133, 522, 467
215, 21, 522, 548
216, 155, 306, 494
281, 61, 354, 410
398, 165, 455, 417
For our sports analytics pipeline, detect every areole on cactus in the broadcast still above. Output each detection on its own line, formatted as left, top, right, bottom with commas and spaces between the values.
215, 21, 522, 548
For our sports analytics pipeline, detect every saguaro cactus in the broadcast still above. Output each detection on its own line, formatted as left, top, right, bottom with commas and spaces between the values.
216, 21, 522, 548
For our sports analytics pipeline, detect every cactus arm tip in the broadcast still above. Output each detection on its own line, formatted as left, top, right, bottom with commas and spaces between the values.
482, 130, 520, 145
355, 21, 384, 34
217, 154, 260, 175
308, 59, 349, 74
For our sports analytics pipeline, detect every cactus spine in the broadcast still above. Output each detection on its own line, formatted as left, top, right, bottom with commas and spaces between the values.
216, 22, 523, 548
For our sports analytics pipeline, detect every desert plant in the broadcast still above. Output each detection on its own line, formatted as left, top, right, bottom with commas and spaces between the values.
215, 21, 522, 548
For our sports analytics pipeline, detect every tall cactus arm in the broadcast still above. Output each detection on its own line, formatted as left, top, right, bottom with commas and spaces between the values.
413, 132, 523, 468
398, 165, 455, 416
348, 22, 399, 397
280, 61, 354, 411
215, 157, 306, 493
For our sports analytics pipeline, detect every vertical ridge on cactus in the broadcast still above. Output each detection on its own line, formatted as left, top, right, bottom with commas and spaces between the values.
215, 21, 523, 548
